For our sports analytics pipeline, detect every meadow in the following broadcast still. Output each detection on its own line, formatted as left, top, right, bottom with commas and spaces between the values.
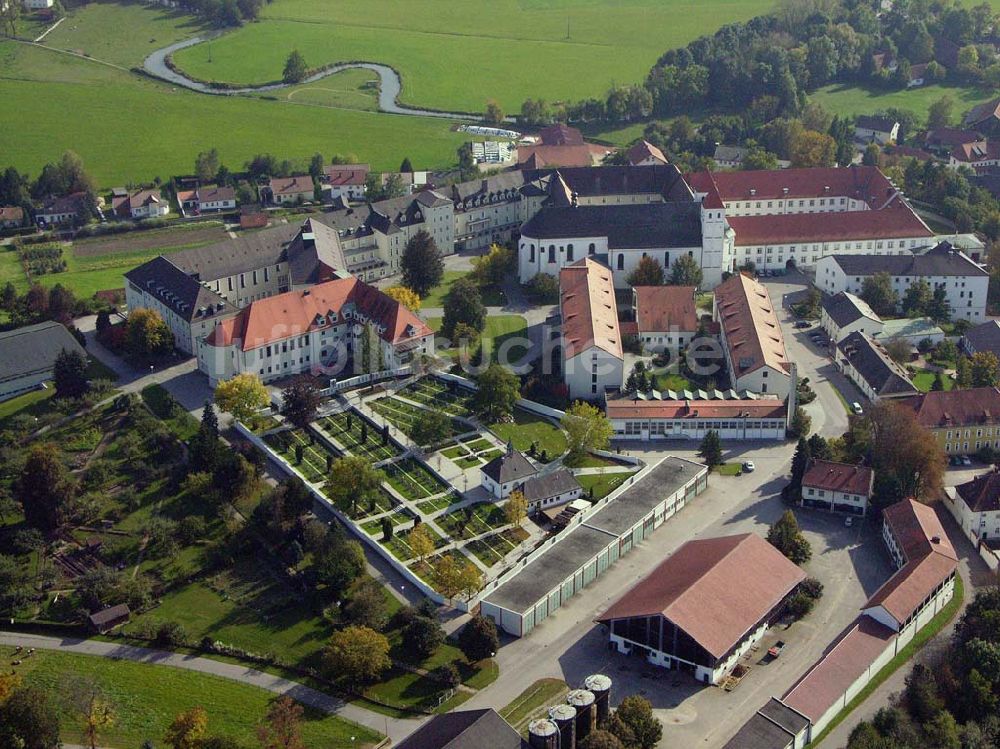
811, 81, 997, 124
0, 40, 469, 185
1, 646, 380, 746
170, 0, 778, 112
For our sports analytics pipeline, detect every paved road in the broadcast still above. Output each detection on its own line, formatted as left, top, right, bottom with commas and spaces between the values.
0, 632, 425, 743
143, 37, 475, 120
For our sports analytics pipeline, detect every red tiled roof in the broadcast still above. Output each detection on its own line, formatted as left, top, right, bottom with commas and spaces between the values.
714, 273, 790, 378
204, 277, 432, 352
539, 123, 585, 146
686, 166, 896, 206
685, 171, 724, 209
782, 616, 897, 722
951, 141, 1000, 163
128, 189, 161, 209
324, 164, 370, 186
559, 258, 622, 361
898, 387, 1000, 428
269, 175, 314, 195
802, 459, 874, 496
956, 469, 1000, 513
727, 207, 932, 246
634, 285, 697, 334
517, 144, 613, 169
925, 127, 983, 147
0, 206, 23, 222
596, 534, 806, 659
605, 396, 787, 421
627, 140, 668, 165
864, 499, 958, 625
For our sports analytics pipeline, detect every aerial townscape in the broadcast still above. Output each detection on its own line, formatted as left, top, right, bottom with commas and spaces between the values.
10, 1, 1000, 749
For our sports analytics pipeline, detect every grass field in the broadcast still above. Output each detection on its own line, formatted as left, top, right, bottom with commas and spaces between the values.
500, 678, 569, 731
576, 470, 636, 498
1, 646, 381, 747
912, 369, 954, 392
489, 408, 566, 460
0, 40, 469, 186
811, 81, 996, 123
171, 0, 777, 112
426, 315, 529, 361
274, 67, 381, 111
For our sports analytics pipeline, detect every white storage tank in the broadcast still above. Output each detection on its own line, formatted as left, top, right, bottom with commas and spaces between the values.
584, 674, 613, 724
567, 689, 596, 741
549, 703, 577, 749
528, 718, 559, 749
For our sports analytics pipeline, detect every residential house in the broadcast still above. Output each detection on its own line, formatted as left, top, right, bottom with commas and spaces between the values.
836, 331, 918, 402
607, 391, 788, 441
113, 188, 169, 220
961, 319, 1000, 357
925, 127, 983, 155
395, 709, 526, 749
178, 185, 237, 215
632, 285, 699, 352
480, 444, 538, 499
815, 242, 989, 321
964, 97, 1000, 136
820, 291, 883, 343
713, 145, 749, 169
0, 206, 24, 229
597, 533, 806, 685
35, 192, 90, 226
322, 164, 369, 202
198, 276, 434, 386
907, 62, 929, 87
266, 175, 317, 205
714, 273, 793, 398
627, 140, 669, 167
521, 469, 583, 512
0, 321, 88, 402
800, 459, 874, 516
948, 468, 1000, 546
949, 140, 1000, 172
898, 386, 1000, 455
558, 258, 625, 399
854, 116, 900, 145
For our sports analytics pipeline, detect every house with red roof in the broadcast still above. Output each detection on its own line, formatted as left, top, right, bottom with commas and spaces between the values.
112, 188, 169, 220
631, 285, 698, 351
896, 386, 1000, 456
605, 392, 788, 441
197, 276, 434, 385
946, 467, 1000, 546
322, 164, 369, 202
800, 459, 874, 516
626, 140, 668, 167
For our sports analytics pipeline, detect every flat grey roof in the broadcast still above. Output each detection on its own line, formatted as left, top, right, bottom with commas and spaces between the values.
759, 698, 810, 735
721, 713, 794, 749
483, 458, 704, 615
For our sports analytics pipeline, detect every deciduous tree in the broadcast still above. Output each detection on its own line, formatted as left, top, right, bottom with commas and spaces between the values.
15, 443, 74, 532
164, 707, 209, 749
282, 50, 308, 84
0, 686, 61, 749
458, 615, 499, 661
484, 99, 504, 125
125, 308, 173, 360
411, 409, 451, 447
626, 256, 665, 287
562, 401, 613, 465
53, 348, 89, 399
668, 254, 703, 287
970, 351, 999, 387
215, 373, 270, 422
403, 614, 444, 659
442, 277, 485, 338
471, 244, 515, 288
614, 695, 662, 749
383, 286, 421, 311
504, 490, 528, 527
256, 696, 305, 749
475, 363, 520, 422
281, 377, 322, 428
194, 148, 220, 183
321, 625, 391, 684
860, 272, 899, 317
408, 524, 435, 563
790, 130, 837, 167
326, 456, 383, 516
902, 280, 933, 317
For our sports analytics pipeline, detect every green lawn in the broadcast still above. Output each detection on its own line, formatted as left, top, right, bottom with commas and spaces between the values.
714, 462, 743, 476
267, 67, 381, 111
0, 385, 56, 423
0, 41, 469, 187
654, 372, 693, 391
421, 271, 502, 308
140, 383, 199, 440
576, 470, 636, 499
427, 314, 529, 362
170, 0, 776, 112
2, 646, 380, 747
500, 678, 569, 731
811, 81, 997, 124
489, 408, 566, 461
911, 370, 953, 393
0, 248, 29, 291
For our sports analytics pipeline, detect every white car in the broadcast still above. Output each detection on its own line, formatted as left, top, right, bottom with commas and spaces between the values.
852, 402, 863, 415
845, 516, 854, 528
742, 460, 756, 472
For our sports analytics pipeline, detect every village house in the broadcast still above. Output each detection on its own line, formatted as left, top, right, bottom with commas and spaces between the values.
800, 459, 874, 516
113, 188, 169, 220
631, 285, 699, 352
266, 175, 317, 205
820, 291, 883, 343
322, 164, 370, 202
626, 140, 669, 167
836, 331, 918, 402
35, 192, 90, 227
854, 115, 900, 145
0, 206, 24, 229
177, 185, 237, 216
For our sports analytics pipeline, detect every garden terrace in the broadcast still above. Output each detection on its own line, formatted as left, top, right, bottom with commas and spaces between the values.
360, 509, 414, 537
437, 502, 509, 541
439, 438, 503, 469
383, 458, 449, 500
369, 396, 468, 444
263, 428, 337, 484
380, 522, 447, 562
399, 378, 475, 418
315, 410, 402, 461
410, 550, 473, 586
323, 485, 398, 520
416, 494, 459, 515
488, 408, 567, 462
465, 527, 530, 568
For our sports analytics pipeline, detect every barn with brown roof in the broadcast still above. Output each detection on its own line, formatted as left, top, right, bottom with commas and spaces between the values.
596, 533, 806, 684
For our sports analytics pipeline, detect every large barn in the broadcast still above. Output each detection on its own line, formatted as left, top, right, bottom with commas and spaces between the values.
596, 533, 806, 685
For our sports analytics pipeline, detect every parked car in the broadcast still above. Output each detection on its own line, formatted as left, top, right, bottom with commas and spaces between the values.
794, 321, 812, 329
852, 402, 863, 415
950, 455, 962, 466
742, 460, 756, 472
961, 455, 972, 466
768, 641, 786, 658
845, 516, 854, 527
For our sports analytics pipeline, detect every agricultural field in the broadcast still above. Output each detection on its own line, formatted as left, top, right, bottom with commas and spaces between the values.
170, 0, 778, 112
1, 646, 380, 747
0, 40, 469, 186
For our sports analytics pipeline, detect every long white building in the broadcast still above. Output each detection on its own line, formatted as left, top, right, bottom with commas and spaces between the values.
815, 241, 988, 321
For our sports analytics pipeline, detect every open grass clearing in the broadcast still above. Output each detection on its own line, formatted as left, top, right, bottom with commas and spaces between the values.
654, 372, 694, 391
911, 370, 953, 393
1, 645, 381, 747
275, 67, 381, 110
713, 462, 744, 476
489, 408, 566, 461
576, 470, 636, 499
421, 271, 503, 308
170, 0, 776, 112
416, 495, 457, 515
426, 314, 529, 363
0, 384, 56, 423
0, 42, 469, 187
811, 81, 996, 124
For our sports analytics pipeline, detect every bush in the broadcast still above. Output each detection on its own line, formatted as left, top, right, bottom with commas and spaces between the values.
402, 615, 444, 660
525, 272, 559, 303
154, 621, 188, 648
786, 591, 815, 619
430, 663, 461, 689
800, 577, 824, 600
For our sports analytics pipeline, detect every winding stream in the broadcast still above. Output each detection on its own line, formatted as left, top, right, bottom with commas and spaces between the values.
143, 36, 475, 119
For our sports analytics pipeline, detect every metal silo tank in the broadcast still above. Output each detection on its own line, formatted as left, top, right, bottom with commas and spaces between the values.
584, 674, 613, 725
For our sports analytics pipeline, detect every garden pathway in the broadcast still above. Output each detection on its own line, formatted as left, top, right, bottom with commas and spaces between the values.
0, 632, 424, 744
